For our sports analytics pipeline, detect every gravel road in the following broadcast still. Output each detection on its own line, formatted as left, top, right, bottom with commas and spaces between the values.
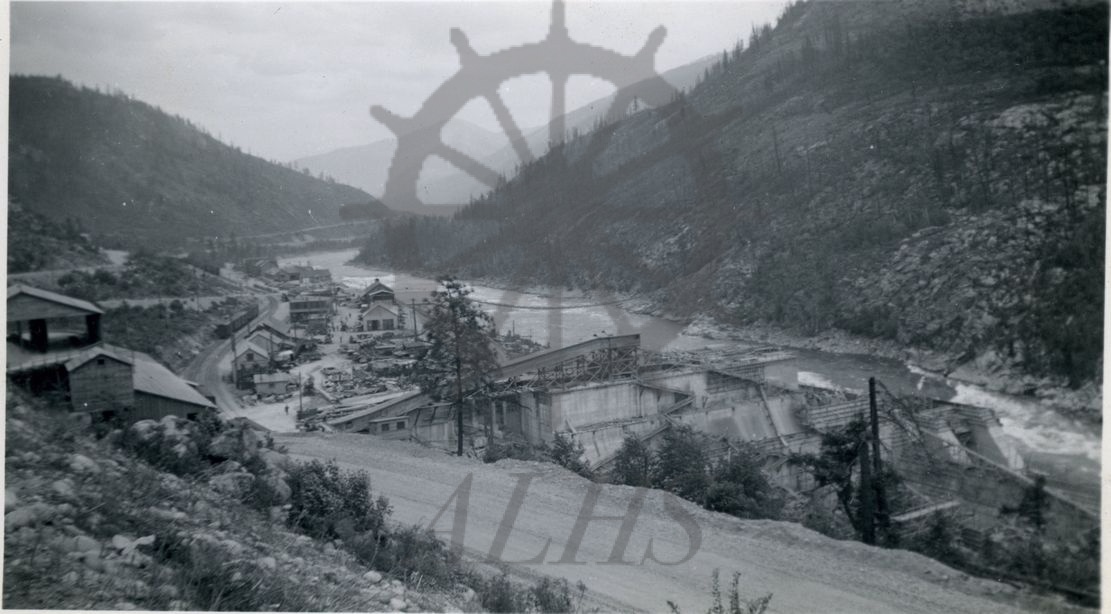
278, 433, 1077, 614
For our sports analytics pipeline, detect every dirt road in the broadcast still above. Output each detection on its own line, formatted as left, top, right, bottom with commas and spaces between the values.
278, 433, 1071, 614
182, 294, 280, 416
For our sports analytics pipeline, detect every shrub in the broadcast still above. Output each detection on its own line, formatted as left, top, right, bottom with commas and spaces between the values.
480, 574, 527, 613
285, 459, 391, 541
610, 435, 653, 487
704, 446, 781, 520
666, 569, 771, 614
117, 419, 214, 477
551, 433, 594, 479
353, 525, 465, 589
530, 577, 584, 613
485, 438, 548, 463
652, 425, 710, 504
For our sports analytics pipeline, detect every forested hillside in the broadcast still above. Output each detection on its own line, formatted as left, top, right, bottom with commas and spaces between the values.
356, 0, 1106, 389
7, 200, 107, 273
8, 76, 391, 249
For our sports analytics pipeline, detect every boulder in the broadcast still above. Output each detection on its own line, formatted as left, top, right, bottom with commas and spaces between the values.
263, 475, 292, 504
258, 449, 292, 473
209, 472, 255, 497
69, 454, 100, 474
52, 479, 76, 500
389, 597, 407, 612
209, 425, 265, 461
363, 570, 383, 584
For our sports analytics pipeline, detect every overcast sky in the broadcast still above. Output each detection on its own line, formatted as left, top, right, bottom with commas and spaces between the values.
11, 1, 787, 162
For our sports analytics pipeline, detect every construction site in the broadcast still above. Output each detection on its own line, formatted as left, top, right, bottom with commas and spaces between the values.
318, 331, 1096, 566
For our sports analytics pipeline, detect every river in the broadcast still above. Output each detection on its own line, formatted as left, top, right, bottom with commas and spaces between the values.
280, 249, 1100, 494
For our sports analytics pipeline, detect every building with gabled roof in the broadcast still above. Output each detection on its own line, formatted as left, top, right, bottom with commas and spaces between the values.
7, 284, 103, 357
59, 344, 216, 421
362, 303, 399, 332
8, 286, 216, 423
252, 372, 294, 396
361, 278, 395, 304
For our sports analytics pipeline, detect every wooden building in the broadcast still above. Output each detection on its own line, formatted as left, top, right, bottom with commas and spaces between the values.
289, 295, 333, 323
362, 303, 399, 332
253, 372, 293, 396
7, 285, 103, 355
361, 279, 395, 304
65, 345, 216, 422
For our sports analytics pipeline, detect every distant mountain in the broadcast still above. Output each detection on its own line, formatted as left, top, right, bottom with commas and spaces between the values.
8, 75, 391, 249
356, 0, 1107, 390
294, 119, 508, 214
294, 55, 719, 211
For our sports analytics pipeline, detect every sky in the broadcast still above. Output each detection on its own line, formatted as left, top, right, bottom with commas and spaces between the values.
10, 1, 788, 162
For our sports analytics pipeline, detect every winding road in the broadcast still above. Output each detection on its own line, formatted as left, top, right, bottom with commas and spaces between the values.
182, 293, 281, 417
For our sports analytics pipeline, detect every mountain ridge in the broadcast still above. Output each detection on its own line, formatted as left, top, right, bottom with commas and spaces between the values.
355, 0, 1107, 391
8, 75, 391, 249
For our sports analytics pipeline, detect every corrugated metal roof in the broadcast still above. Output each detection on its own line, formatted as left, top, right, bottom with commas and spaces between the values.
7, 285, 104, 316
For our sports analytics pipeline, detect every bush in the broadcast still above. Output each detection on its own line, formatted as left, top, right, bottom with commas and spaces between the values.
551, 433, 594, 479
285, 459, 391, 541
481, 574, 527, 613
652, 425, 710, 504
666, 569, 771, 614
704, 446, 781, 520
530, 577, 585, 613
117, 419, 214, 477
353, 525, 466, 589
610, 435, 653, 487
485, 438, 548, 464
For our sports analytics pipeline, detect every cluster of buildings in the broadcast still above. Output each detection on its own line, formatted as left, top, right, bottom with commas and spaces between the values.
6, 285, 216, 422
241, 257, 332, 286
323, 331, 1095, 540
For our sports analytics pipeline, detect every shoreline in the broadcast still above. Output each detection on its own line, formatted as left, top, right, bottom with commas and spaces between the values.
339, 252, 1101, 422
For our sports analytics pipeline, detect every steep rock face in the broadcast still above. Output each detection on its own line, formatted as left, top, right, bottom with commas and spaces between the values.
360, 1, 1105, 388
8, 75, 390, 248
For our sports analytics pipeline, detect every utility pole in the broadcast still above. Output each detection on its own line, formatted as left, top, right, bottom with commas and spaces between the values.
869, 377, 887, 538
411, 298, 418, 338
859, 425, 875, 545
230, 331, 239, 390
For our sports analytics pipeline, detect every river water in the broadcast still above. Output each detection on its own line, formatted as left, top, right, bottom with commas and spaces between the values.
280, 249, 1100, 487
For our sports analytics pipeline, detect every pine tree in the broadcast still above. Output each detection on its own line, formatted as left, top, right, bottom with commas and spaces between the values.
414, 277, 499, 456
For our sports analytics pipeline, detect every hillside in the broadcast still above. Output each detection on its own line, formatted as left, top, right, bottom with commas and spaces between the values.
3, 390, 604, 611
6, 200, 107, 273
355, 0, 1106, 392
8, 75, 391, 249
